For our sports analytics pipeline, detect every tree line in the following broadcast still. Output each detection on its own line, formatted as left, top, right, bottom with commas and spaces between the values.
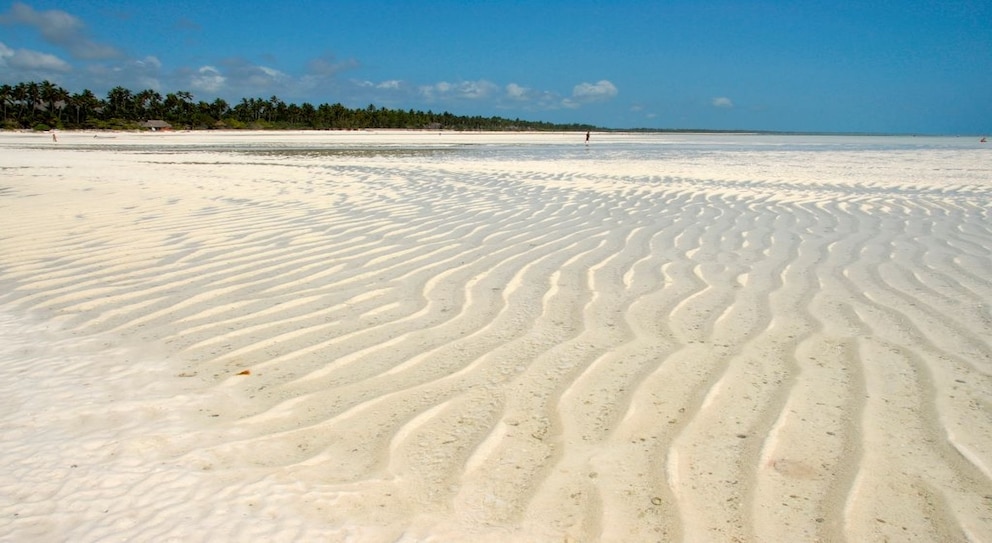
0, 80, 598, 132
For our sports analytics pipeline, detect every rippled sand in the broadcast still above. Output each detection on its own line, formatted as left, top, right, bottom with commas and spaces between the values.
1, 131, 990, 542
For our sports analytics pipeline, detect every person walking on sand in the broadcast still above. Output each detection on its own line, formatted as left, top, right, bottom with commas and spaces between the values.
585, 131, 590, 144
52, 131, 57, 143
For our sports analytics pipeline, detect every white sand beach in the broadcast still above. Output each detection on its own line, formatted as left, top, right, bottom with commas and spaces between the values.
1, 130, 990, 542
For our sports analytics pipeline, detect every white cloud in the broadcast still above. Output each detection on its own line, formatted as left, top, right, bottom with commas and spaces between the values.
134, 56, 162, 71
0, 2, 121, 60
571, 80, 618, 101
462, 81, 495, 98
420, 79, 498, 101
712, 97, 733, 108
257, 66, 284, 79
561, 80, 618, 108
190, 65, 225, 93
0, 41, 71, 72
506, 83, 530, 100
210, 59, 290, 94
458, 80, 495, 98
376, 80, 402, 90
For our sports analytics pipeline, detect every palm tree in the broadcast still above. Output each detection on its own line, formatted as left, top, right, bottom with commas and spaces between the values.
163, 92, 180, 123
330, 102, 347, 128
233, 97, 266, 123
266, 95, 285, 123
25, 81, 41, 123
299, 102, 316, 127
135, 89, 163, 120
175, 91, 194, 126
11, 82, 29, 122
105, 86, 133, 120
160, 91, 190, 125
208, 97, 229, 122
40, 81, 70, 125
0, 84, 11, 124
39, 80, 57, 119
72, 89, 101, 126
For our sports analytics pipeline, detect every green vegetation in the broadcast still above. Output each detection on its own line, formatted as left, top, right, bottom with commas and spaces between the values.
0, 80, 598, 132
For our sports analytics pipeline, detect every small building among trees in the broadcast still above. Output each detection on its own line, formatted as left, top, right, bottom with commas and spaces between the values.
141, 120, 172, 131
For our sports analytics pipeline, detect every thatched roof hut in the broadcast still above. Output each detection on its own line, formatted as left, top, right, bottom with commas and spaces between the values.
141, 120, 172, 131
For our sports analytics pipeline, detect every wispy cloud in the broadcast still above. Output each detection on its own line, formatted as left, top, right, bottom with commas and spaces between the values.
170, 58, 295, 99
307, 54, 359, 77
419, 79, 499, 101
573, 80, 618, 101
712, 96, 734, 108
503, 79, 619, 110
0, 41, 71, 72
563, 80, 618, 108
499, 83, 563, 110
505, 82, 531, 100
0, 2, 121, 60
189, 66, 225, 94
225, 59, 288, 92
375, 80, 402, 90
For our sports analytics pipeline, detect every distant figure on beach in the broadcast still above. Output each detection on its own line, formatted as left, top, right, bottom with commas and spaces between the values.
51, 132, 57, 143
585, 131, 590, 144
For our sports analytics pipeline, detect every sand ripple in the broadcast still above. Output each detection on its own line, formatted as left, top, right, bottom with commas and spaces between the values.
1, 133, 990, 541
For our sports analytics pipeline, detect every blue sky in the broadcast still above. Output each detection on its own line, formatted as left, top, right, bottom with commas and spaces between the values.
1, 0, 990, 133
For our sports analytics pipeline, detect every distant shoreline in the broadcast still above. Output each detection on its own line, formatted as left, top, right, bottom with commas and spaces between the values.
4, 127, 984, 138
